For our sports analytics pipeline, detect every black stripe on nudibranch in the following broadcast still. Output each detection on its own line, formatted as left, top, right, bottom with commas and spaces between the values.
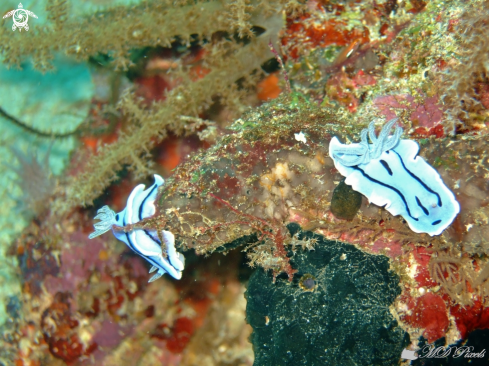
144, 229, 161, 246
392, 150, 442, 207
139, 183, 158, 221
415, 196, 429, 216
351, 166, 418, 221
123, 217, 138, 254
135, 183, 164, 247
432, 220, 442, 226
379, 160, 393, 176
125, 231, 139, 255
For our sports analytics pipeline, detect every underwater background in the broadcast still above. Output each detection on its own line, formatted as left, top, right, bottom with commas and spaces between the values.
1, 0, 489, 365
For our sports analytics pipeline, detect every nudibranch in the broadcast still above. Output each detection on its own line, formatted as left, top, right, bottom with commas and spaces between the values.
89, 174, 185, 282
329, 119, 460, 236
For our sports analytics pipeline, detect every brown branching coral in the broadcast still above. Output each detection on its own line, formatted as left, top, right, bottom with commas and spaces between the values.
0, 0, 295, 217
225, 0, 255, 39
29, 1, 288, 213
429, 248, 489, 306
1, 0, 281, 70
57, 38, 280, 210
429, 251, 472, 305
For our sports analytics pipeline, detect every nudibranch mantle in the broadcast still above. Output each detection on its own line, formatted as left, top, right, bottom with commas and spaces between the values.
329, 119, 460, 236
89, 174, 185, 282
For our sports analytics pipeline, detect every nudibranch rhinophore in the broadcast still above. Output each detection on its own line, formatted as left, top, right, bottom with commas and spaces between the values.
89, 174, 185, 282
329, 119, 460, 236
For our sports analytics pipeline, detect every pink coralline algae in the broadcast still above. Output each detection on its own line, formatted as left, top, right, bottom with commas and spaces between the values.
373, 94, 445, 137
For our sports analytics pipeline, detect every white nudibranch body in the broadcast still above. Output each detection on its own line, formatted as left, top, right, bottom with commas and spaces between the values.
329, 119, 460, 236
89, 174, 185, 282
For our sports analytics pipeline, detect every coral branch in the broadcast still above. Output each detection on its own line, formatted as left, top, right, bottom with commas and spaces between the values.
268, 40, 291, 94
52, 9, 284, 212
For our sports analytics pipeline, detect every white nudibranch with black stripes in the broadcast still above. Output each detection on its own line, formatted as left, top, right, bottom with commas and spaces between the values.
329, 119, 460, 236
89, 174, 185, 282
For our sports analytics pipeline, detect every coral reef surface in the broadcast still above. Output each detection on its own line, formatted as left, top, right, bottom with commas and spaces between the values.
2, 0, 489, 365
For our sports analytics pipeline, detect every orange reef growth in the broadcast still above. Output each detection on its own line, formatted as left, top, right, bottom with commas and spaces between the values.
282, 13, 370, 61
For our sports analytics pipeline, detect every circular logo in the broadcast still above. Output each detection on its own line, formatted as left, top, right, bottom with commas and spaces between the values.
13, 8, 29, 28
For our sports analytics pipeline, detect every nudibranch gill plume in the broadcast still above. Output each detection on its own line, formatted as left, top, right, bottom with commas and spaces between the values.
329, 119, 460, 236
89, 174, 185, 282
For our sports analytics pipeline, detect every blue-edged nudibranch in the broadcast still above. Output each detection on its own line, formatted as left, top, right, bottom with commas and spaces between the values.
89, 174, 185, 282
329, 119, 460, 236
